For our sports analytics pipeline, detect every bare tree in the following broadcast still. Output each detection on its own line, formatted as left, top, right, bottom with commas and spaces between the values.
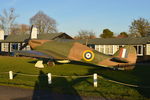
11, 24, 30, 34
129, 18, 150, 37
0, 8, 17, 35
74, 30, 96, 39
30, 11, 57, 34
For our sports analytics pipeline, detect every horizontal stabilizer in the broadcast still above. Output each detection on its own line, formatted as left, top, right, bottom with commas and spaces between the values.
111, 57, 129, 63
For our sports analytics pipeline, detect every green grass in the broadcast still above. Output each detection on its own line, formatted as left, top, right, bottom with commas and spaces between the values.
0, 56, 150, 100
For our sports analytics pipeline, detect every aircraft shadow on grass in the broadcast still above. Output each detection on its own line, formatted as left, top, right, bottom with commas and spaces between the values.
11, 70, 83, 100
33, 70, 84, 100
87, 63, 150, 99
132, 64, 150, 98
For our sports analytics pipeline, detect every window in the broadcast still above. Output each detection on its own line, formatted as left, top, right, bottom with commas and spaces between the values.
87, 44, 95, 49
100, 45, 104, 53
2, 43, 9, 52
146, 44, 150, 55
11, 43, 18, 51
95, 45, 105, 53
104, 45, 113, 55
105, 45, 109, 54
138, 46, 142, 54
109, 45, 113, 54
95, 45, 114, 55
22, 43, 31, 51
95, 45, 100, 51
134, 45, 143, 56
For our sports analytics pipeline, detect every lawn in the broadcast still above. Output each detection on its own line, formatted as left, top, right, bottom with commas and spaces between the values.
0, 56, 150, 100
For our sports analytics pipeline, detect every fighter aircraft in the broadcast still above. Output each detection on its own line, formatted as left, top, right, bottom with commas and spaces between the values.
15, 39, 137, 70
15, 26, 137, 70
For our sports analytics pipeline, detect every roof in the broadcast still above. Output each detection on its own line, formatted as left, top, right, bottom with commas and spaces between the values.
2, 34, 30, 42
1, 33, 73, 42
37, 33, 64, 40
74, 37, 150, 45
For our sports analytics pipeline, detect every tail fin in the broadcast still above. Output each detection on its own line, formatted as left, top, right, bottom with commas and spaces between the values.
119, 48, 128, 58
114, 45, 137, 63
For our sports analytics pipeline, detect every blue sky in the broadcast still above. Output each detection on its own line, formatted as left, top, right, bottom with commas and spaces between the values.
0, 0, 150, 36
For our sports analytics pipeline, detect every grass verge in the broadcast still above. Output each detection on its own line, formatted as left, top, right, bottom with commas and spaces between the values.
0, 56, 150, 100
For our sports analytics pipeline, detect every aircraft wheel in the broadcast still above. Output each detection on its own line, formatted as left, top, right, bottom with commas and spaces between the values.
47, 61, 55, 67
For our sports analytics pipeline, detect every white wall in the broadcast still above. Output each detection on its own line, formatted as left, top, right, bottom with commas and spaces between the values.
146, 44, 150, 55
95, 45, 119, 55
113, 45, 119, 54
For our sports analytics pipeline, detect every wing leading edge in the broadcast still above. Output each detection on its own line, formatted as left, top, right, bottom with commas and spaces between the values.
15, 50, 50, 58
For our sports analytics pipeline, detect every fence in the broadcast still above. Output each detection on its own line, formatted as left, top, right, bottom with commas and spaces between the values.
0, 71, 150, 88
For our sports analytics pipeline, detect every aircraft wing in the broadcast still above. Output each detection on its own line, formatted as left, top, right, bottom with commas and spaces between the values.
15, 50, 50, 58
15, 50, 68, 60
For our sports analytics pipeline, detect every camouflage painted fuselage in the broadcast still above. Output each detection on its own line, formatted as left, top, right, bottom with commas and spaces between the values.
29, 40, 137, 70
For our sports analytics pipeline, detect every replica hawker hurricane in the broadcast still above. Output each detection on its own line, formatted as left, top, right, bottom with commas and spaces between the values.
15, 26, 137, 70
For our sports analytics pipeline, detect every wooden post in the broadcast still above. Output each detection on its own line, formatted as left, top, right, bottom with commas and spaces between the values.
47, 73, 52, 84
9, 71, 13, 80
93, 73, 97, 87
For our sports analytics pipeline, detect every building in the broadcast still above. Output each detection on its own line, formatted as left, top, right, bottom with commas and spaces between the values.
75, 37, 150, 61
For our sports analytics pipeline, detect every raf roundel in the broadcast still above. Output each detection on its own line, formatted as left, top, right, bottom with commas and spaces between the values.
82, 50, 95, 61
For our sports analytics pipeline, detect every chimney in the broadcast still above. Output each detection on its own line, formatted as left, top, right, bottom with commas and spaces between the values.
30, 25, 38, 39
0, 29, 4, 40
